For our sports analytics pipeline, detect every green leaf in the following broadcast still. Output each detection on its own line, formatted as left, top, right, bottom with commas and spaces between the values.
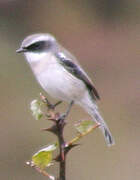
75, 120, 94, 134
32, 151, 52, 169
30, 99, 43, 120
32, 143, 57, 170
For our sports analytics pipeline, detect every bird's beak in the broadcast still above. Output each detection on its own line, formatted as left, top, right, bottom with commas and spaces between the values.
16, 47, 27, 53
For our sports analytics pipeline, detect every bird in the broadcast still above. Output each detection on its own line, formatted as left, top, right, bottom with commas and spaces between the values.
16, 33, 115, 146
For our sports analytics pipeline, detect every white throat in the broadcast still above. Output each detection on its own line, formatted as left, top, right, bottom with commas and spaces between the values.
25, 51, 48, 64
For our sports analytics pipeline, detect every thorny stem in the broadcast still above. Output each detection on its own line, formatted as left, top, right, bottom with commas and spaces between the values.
28, 94, 100, 180
40, 94, 74, 180
55, 102, 74, 180
57, 119, 66, 180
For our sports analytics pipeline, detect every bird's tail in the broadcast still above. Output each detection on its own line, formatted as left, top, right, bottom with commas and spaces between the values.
79, 99, 115, 146
91, 108, 115, 146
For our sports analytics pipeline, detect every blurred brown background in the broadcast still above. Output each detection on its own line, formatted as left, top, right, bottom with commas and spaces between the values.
0, 0, 139, 179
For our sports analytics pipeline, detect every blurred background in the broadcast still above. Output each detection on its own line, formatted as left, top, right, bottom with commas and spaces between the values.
0, 0, 139, 179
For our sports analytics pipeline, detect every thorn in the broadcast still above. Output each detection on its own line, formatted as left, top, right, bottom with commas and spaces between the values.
65, 144, 79, 155
54, 156, 61, 162
54, 101, 62, 108
41, 128, 50, 131
41, 125, 58, 135
54, 144, 79, 162
47, 118, 57, 122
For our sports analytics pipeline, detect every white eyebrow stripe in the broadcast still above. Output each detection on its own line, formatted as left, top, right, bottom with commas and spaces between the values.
27, 36, 47, 47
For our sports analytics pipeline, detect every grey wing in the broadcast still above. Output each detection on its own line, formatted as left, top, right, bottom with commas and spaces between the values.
55, 51, 100, 101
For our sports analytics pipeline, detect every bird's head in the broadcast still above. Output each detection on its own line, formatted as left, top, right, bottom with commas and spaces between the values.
16, 33, 58, 63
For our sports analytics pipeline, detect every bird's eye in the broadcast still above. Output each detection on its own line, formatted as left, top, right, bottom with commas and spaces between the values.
26, 41, 45, 51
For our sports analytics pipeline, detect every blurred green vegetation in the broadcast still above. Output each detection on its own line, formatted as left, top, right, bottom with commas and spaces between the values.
0, 0, 139, 179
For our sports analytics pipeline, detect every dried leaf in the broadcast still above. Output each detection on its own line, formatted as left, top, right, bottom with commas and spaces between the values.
30, 99, 43, 120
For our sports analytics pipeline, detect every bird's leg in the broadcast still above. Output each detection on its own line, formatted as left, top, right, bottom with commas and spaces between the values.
60, 100, 74, 120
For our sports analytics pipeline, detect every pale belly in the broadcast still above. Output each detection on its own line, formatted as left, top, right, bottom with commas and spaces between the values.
36, 63, 86, 102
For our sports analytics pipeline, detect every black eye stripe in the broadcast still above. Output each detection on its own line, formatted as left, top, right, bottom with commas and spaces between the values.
26, 41, 46, 51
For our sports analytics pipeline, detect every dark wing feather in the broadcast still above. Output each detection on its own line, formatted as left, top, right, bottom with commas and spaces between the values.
55, 52, 100, 101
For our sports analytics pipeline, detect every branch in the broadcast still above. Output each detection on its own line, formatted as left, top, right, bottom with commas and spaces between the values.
67, 123, 100, 147
40, 94, 72, 180
26, 161, 55, 180
28, 93, 100, 180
